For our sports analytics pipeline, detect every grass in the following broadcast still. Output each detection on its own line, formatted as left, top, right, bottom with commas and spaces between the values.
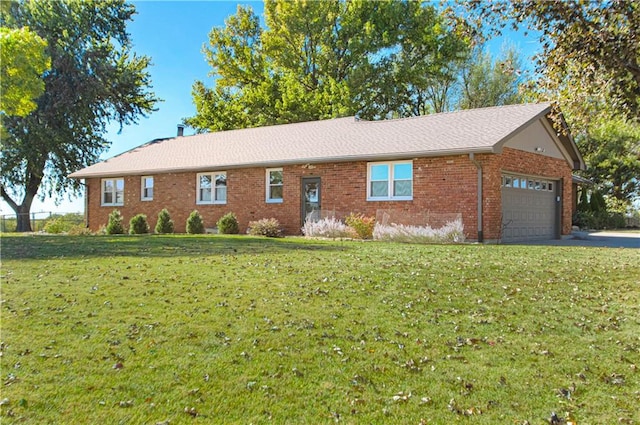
1, 235, 638, 424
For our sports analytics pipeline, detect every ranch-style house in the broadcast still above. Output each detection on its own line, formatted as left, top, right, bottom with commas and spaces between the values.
69, 102, 585, 242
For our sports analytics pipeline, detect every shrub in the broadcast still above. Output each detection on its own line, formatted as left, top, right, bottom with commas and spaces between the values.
373, 219, 465, 244
129, 214, 150, 234
155, 208, 174, 234
345, 213, 375, 239
217, 212, 239, 234
303, 216, 353, 239
43, 217, 67, 234
105, 210, 125, 235
43, 213, 84, 234
186, 210, 205, 234
67, 224, 93, 236
248, 218, 282, 237
589, 190, 607, 213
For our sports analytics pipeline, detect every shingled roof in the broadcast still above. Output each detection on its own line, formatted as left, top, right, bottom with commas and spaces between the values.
70, 102, 579, 178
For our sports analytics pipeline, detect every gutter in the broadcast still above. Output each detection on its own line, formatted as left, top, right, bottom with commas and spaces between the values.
469, 153, 484, 243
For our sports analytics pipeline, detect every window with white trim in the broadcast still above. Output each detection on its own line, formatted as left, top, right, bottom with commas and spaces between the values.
197, 172, 227, 204
102, 178, 124, 206
266, 168, 283, 203
367, 161, 413, 201
141, 176, 154, 201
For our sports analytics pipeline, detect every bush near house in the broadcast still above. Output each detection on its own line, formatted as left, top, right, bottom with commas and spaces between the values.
129, 214, 150, 234
345, 213, 375, 239
302, 216, 353, 238
574, 189, 627, 230
373, 219, 466, 243
248, 218, 282, 237
42, 213, 85, 234
186, 210, 205, 234
105, 209, 125, 234
155, 208, 174, 234
217, 212, 240, 234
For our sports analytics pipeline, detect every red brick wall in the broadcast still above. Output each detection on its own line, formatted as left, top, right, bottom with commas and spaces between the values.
85, 155, 480, 236
83, 149, 573, 240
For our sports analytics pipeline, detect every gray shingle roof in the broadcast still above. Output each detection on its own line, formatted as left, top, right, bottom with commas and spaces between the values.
70, 103, 555, 178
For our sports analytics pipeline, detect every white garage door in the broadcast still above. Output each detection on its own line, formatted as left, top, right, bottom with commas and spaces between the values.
501, 174, 559, 242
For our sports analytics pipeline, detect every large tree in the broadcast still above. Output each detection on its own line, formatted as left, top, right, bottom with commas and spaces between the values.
0, 0, 158, 231
457, 46, 523, 110
0, 26, 50, 117
577, 117, 640, 208
461, 0, 640, 125
185, 0, 469, 132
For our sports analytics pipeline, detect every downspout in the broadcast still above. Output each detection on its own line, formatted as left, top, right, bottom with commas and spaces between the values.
469, 153, 483, 243
81, 180, 89, 228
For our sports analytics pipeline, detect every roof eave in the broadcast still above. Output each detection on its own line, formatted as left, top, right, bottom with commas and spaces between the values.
68, 147, 496, 179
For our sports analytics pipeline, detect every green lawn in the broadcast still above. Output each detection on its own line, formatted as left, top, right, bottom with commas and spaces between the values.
1, 235, 638, 424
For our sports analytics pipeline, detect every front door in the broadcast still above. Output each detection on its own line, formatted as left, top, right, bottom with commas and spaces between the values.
301, 177, 321, 225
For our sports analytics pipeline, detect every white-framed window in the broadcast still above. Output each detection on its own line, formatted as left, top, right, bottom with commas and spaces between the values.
266, 168, 283, 203
197, 172, 227, 204
141, 176, 154, 201
367, 161, 413, 201
502, 174, 555, 192
101, 178, 124, 206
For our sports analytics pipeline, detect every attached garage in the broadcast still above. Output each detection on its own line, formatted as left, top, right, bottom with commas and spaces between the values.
501, 174, 560, 242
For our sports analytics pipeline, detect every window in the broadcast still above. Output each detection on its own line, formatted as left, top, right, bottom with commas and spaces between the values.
102, 178, 124, 206
502, 174, 556, 192
197, 172, 226, 204
367, 161, 413, 201
266, 168, 283, 203
141, 176, 153, 201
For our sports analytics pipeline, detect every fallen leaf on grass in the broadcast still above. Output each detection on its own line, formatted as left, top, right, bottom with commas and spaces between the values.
184, 406, 198, 417
392, 391, 411, 402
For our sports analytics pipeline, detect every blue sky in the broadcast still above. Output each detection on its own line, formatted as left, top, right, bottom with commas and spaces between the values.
1, 0, 542, 215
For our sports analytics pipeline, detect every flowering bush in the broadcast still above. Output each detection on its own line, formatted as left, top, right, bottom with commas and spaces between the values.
345, 213, 375, 239
303, 216, 353, 239
248, 218, 282, 237
373, 219, 465, 244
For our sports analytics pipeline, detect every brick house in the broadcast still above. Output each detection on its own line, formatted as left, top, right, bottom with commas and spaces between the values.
69, 103, 584, 242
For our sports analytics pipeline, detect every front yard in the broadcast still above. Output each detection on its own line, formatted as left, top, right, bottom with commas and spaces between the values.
1, 235, 638, 424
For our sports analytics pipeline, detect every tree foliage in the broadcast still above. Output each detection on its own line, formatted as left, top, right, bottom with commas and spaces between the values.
458, 46, 523, 110
577, 117, 640, 206
0, 26, 50, 117
185, 0, 470, 132
461, 0, 640, 125
0, 0, 158, 231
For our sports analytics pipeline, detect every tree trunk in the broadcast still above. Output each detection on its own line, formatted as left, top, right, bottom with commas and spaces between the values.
16, 204, 33, 232
1, 185, 36, 232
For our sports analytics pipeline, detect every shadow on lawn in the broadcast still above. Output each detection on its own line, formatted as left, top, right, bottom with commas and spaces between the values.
1, 234, 349, 260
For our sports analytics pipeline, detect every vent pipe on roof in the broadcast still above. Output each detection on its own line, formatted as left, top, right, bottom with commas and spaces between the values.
177, 124, 185, 137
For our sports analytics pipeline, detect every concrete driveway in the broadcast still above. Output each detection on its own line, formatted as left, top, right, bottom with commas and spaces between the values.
511, 231, 640, 248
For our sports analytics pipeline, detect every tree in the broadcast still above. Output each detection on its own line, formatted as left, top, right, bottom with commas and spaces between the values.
0, 26, 50, 117
0, 0, 158, 231
185, 0, 470, 132
460, 0, 640, 125
576, 117, 640, 207
457, 46, 523, 110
